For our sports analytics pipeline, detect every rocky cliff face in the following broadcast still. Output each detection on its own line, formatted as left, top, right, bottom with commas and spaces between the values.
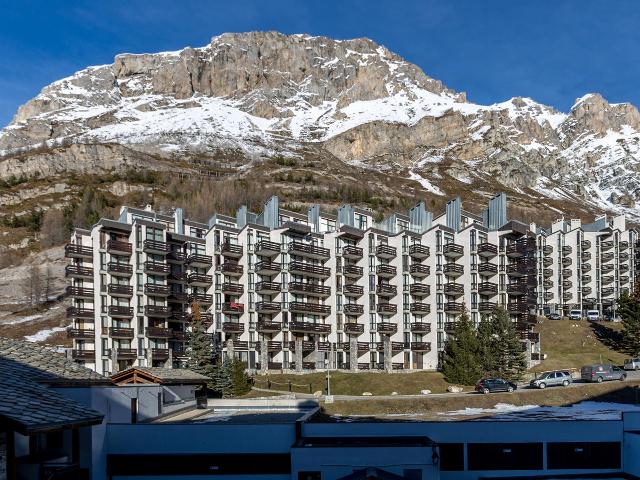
1, 31, 640, 219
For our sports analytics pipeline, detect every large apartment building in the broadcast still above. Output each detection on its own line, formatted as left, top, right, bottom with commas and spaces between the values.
65, 193, 638, 375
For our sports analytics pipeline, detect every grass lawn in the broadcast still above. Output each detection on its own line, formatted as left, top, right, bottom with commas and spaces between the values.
533, 319, 626, 373
252, 370, 458, 396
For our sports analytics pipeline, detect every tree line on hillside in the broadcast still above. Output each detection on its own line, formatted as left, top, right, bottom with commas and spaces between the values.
619, 285, 640, 357
442, 306, 527, 385
186, 302, 251, 397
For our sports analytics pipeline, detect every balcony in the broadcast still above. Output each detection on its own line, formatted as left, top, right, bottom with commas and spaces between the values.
582, 286, 592, 295
377, 303, 398, 314
108, 284, 133, 297
340, 341, 369, 352
376, 284, 397, 297
189, 293, 213, 305
562, 257, 573, 267
221, 322, 245, 333
409, 342, 431, 352
289, 302, 331, 316
620, 275, 630, 284
507, 283, 528, 296
602, 287, 615, 296
620, 252, 630, 261
144, 284, 169, 296
342, 264, 364, 278
146, 327, 172, 338
478, 263, 498, 276
581, 252, 592, 261
66, 328, 95, 339
601, 264, 615, 272
71, 350, 95, 361
562, 280, 573, 289
168, 271, 187, 283
544, 292, 554, 301
602, 275, 614, 285
170, 311, 191, 322
601, 252, 614, 262
108, 348, 137, 359
222, 302, 244, 314
442, 263, 463, 278
376, 244, 397, 259
254, 281, 280, 294
256, 320, 282, 333
344, 322, 364, 335
65, 243, 93, 259
172, 330, 189, 341
582, 263, 592, 272
543, 257, 553, 267
107, 262, 133, 276
289, 321, 331, 334
108, 327, 134, 338
343, 304, 364, 315
543, 268, 553, 277
66, 286, 94, 299
289, 261, 330, 279
106, 240, 132, 255
563, 292, 573, 301
255, 341, 283, 352
288, 242, 330, 260
255, 240, 281, 257
443, 283, 464, 296
221, 241, 243, 258
188, 273, 213, 286
410, 322, 431, 334
478, 282, 498, 295
143, 305, 171, 318
507, 303, 528, 313
410, 283, 430, 297
478, 302, 497, 313
543, 245, 554, 255
620, 241, 629, 250
108, 306, 133, 318
409, 263, 430, 278
506, 264, 532, 277
444, 322, 456, 333
443, 243, 464, 258
377, 322, 398, 334
562, 245, 573, 255
146, 348, 170, 360
143, 240, 170, 254
601, 240, 614, 251
256, 301, 281, 314
187, 253, 212, 267
289, 361, 317, 370
144, 261, 170, 275
543, 280, 554, 289
477, 242, 498, 258
168, 291, 188, 302
288, 282, 331, 298
343, 284, 364, 297
408, 244, 430, 259
167, 251, 186, 263
444, 302, 464, 314
222, 282, 244, 295
376, 264, 397, 278
342, 245, 364, 259
65, 265, 94, 279
620, 264, 630, 272
581, 275, 591, 284
410, 303, 431, 314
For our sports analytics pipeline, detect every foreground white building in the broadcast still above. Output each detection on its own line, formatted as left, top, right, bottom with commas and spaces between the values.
65, 193, 637, 375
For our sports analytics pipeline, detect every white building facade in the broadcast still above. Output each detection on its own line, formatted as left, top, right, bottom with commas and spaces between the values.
65, 194, 637, 375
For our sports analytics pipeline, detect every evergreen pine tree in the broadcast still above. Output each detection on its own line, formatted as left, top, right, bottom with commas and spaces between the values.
441, 307, 483, 385
186, 302, 217, 392
490, 306, 527, 381
619, 290, 640, 355
229, 358, 251, 396
477, 313, 497, 376
214, 359, 234, 398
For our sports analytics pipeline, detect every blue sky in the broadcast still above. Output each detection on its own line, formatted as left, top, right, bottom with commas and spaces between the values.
2, 1, 640, 127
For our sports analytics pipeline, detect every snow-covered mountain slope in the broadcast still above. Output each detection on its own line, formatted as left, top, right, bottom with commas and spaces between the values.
1, 31, 639, 219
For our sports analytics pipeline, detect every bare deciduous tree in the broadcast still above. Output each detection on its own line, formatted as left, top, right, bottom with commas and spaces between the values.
40, 208, 68, 247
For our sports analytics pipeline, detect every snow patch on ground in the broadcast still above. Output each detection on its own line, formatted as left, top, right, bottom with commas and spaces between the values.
24, 326, 66, 342
1, 313, 44, 325
408, 170, 445, 195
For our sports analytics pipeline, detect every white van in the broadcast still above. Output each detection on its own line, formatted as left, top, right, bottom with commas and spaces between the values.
586, 310, 600, 321
569, 310, 582, 321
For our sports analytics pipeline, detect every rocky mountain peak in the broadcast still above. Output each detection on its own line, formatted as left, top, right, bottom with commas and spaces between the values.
569, 93, 640, 134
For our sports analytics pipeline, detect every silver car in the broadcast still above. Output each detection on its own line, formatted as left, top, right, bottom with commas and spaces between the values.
530, 370, 572, 389
624, 358, 640, 371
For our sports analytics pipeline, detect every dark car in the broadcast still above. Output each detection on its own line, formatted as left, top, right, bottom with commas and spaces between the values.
580, 364, 626, 383
475, 378, 517, 394
546, 312, 561, 320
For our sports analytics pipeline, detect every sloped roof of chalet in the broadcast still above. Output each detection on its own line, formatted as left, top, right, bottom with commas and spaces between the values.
111, 366, 209, 385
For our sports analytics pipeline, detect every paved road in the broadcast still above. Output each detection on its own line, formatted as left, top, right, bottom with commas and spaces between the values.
253, 370, 640, 401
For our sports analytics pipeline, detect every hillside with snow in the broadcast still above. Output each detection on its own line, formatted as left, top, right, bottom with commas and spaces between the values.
1, 31, 640, 220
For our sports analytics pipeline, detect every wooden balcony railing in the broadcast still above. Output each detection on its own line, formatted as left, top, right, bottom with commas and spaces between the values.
289, 302, 331, 316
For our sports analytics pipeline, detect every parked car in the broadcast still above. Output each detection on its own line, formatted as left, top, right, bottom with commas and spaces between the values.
580, 364, 626, 383
475, 378, 517, 394
624, 358, 640, 371
586, 310, 600, 321
546, 312, 562, 320
568, 310, 583, 321
529, 370, 572, 389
